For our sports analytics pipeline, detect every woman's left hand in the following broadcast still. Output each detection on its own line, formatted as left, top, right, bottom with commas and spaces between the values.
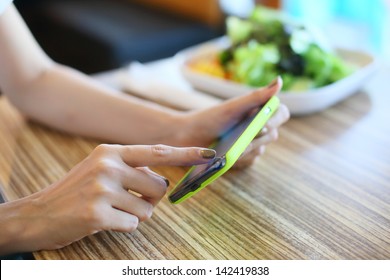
177, 76, 290, 169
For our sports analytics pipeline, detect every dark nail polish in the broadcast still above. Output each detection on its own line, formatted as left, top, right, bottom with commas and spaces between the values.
163, 178, 170, 187
200, 149, 216, 159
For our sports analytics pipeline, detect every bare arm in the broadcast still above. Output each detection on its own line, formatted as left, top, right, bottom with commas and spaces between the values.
0, 5, 184, 145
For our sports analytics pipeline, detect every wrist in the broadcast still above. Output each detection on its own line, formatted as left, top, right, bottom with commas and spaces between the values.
0, 199, 28, 255
0, 193, 45, 255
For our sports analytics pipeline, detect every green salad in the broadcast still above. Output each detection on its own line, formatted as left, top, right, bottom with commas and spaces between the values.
219, 6, 354, 91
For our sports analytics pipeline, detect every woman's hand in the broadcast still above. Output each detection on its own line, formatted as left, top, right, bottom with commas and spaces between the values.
0, 144, 216, 254
177, 77, 290, 168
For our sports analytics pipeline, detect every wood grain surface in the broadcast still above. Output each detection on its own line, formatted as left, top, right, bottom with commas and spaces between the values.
0, 68, 389, 260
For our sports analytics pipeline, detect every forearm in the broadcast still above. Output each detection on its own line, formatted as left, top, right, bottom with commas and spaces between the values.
7, 64, 187, 145
0, 5, 188, 146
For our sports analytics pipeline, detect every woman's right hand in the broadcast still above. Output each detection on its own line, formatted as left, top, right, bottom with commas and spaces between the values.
2, 144, 215, 254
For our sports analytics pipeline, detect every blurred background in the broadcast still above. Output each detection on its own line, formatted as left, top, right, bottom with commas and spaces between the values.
14, 0, 390, 74
282, 0, 390, 61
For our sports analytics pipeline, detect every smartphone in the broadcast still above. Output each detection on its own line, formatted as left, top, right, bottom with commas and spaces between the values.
168, 96, 280, 204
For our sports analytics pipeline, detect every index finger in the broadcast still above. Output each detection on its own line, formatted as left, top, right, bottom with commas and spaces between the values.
118, 145, 216, 167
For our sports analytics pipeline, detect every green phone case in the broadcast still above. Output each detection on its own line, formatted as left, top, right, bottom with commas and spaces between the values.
169, 96, 280, 204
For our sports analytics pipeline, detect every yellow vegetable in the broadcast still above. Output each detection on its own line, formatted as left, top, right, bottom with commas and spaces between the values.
188, 57, 226, 78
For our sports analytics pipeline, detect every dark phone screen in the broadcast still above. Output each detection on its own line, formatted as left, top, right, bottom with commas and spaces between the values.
175, 105, 263, 189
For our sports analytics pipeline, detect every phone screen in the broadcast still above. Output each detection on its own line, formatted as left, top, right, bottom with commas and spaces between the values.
169, 106, 263, 201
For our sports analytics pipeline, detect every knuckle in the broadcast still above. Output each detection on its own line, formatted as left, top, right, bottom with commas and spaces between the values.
93, 159, 110, 174
150, 144, 171, 157
92, 179, 114, 197
80, 179, 114, 204
81, 203, 105, 228
94, 144, 112, 155
92, 158, 124, 178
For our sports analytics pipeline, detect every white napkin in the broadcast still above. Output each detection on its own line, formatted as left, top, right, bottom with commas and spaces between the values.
118, 60, 222, 110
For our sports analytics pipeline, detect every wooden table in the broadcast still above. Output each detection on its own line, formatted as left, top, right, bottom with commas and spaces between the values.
0, 63, 389, 260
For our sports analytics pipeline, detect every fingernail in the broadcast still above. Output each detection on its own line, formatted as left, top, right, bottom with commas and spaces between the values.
200, 148, 216, 159
267, 76, 281, 89
260, 127, 269, 136
163, 177, 170, 187
255, 127, 268, 139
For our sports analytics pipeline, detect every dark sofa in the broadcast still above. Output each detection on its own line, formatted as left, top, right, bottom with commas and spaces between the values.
15, 0, 224, 73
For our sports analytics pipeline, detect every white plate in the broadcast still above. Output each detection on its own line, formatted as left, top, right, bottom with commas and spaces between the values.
177, 37, 379, 115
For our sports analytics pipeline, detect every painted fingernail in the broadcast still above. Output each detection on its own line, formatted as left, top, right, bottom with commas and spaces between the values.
163, 177, 170, 187
200, 148, 216, 159
267, 76, 281, 89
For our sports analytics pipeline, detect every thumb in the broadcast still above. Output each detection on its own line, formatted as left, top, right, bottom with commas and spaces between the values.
193, 76, 282, 138
219, 76, 282, 120
118, 145, 216, 167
